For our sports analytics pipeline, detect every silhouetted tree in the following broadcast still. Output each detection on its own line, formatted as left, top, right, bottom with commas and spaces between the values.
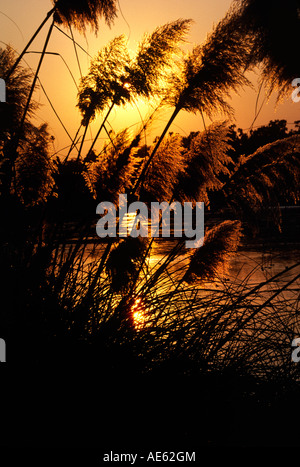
227, 120, 290, 161
215, 134, 300, 229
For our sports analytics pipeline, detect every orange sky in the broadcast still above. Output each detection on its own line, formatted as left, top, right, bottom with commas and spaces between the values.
1, 0, 299, 158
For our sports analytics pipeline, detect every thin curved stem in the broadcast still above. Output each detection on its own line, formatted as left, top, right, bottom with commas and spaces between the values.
88, 106, 181, 280
5, 7, 55, 80
63, 124, 82, 164
131, 105, 180, 196
85, 102, 115, 159
68, 23, 82, 78
54, 25, 92, 58
17, 17, 55, 145
76, 124, 89, 162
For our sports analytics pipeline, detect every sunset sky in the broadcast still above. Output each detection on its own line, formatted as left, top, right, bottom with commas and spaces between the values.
1, 0, 299, 157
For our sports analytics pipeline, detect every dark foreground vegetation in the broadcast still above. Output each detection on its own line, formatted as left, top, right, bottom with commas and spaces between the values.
0, 0, 300, 448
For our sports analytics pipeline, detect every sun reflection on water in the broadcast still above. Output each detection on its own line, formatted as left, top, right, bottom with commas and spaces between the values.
131, 297, 147, 329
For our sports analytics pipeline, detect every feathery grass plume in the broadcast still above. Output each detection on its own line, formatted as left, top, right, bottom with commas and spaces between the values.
5, 1, 117, 151
77, 35, 130, 126
0, 46, 36, 137
105, 237, 149, 293
183, 220, 242, 283
84, 129, 140, 202
77, 20, 191, 126
173, 122, 233, 205
133, 8, 252, 195
128, 19, 192, 99
6, 1, 117, 81
0, 46, 45, 197
220, 135, 300, 229
234, 0, 300, 97
14, 124, 56, 206
52, 0, 117, 33
164, 8, 252, 116
140, 133, 186, 202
